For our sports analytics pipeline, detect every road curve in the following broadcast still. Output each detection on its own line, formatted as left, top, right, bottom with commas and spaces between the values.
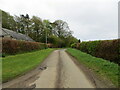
29, 49, 95, 88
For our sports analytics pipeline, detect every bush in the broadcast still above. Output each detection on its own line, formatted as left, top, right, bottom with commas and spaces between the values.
95, 40, 119, 63
2, 39, 46, 54
77, 39, 119, 64
71, 43, 77, 48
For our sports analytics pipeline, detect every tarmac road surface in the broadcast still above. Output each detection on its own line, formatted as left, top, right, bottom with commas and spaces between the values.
3, 49, 96, 88
28, 49, 95, 88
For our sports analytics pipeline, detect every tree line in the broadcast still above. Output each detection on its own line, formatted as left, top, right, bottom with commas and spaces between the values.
1, 9, 78, 47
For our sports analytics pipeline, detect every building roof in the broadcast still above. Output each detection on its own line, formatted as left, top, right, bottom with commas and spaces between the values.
0, 28, 34, 41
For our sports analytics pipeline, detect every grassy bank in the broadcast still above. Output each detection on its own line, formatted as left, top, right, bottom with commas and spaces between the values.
66, 48, 119, 87
2, 48, 54, 82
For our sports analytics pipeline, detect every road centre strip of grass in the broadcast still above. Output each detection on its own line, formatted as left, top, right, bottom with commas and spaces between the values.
2, 48, 54, 83
66, 48, 119, 87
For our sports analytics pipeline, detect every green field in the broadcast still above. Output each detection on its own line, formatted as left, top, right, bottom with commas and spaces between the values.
66, 48, 119, 87
2, 48, 54, 82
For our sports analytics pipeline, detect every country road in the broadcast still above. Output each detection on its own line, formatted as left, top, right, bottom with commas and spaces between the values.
29, 49, 95, 88
3, 49, 97, 88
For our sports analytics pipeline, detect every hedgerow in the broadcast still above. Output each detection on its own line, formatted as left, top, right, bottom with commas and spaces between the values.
2, 39, 47, 54
76, 39, 119, 64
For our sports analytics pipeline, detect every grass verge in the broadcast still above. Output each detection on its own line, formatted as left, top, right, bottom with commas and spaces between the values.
66, 48, 119, 87
2, 48, 54, 83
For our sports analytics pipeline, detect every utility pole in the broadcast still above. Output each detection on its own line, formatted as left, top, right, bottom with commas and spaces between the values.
46, 29, 47, 46
44, 23, 47, 49
43, 20, 48, 49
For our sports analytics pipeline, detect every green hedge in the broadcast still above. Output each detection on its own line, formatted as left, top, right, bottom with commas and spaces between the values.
2, 39, 46, 54
77, 39, 119, 64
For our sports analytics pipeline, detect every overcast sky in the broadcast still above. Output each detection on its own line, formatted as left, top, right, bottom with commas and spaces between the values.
0, 0, 119, 41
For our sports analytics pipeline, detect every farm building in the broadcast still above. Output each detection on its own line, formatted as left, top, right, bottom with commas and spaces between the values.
0, 28, 34, 41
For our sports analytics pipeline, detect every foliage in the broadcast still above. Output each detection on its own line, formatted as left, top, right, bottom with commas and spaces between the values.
2, 10, 16, 31
30, 16, 44, 42
76, 39, 119, 64
53, 20, 72, 38
2, 39, 46, 54
71, 43, 77, 48
1, 10, 78, 47
48, 35, 63, 47
2, 49, 54, 82
67, 48, 119, 87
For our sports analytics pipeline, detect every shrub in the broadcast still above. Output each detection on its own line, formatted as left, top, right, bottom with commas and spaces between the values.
86, 41, 100, 55
95, 40, 119, 63
2, 39, 46, 54
71, 43, 77, 48
77, 39, 119, 64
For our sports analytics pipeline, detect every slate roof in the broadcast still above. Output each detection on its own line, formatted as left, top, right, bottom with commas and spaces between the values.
0, 28, 34, 41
